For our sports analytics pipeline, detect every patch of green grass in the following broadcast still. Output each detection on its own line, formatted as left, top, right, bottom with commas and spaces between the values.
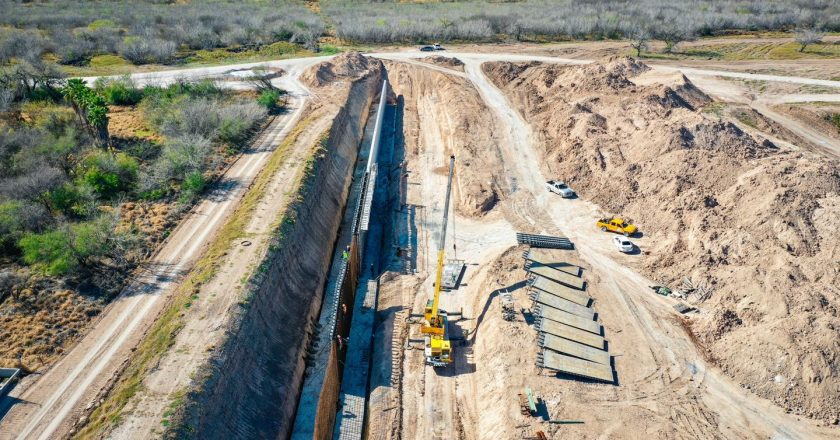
702, 102, 727, 119
319, 44, 342, 55
732, 108, 758, 129
88, 19, 117, 30
71, 114, 317, 440
89, 54, 129, 68
678, 41, 840, 61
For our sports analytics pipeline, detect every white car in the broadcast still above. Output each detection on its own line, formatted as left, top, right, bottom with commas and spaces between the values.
545, 180, 575, 198
612, 236, 634, 253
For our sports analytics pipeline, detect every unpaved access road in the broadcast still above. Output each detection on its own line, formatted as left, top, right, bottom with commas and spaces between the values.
377, 54, 836, 439
0, 71, 313, 440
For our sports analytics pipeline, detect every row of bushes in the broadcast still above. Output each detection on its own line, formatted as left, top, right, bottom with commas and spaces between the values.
324, 0, 840, 43
3, 0, 840, 68
0, 0, 323, 66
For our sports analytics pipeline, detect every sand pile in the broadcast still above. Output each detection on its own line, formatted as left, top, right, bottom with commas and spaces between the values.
301, 51, 382, 88
420, 55, 465, 71
484, 57, 840, 423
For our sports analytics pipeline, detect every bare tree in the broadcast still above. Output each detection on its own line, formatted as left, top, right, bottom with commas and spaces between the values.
795, 29, 823, 52
629, 27, 650, 57
656, 22, 696, 54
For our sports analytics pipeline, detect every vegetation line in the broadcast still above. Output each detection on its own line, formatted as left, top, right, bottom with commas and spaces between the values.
71, 113, 316, 439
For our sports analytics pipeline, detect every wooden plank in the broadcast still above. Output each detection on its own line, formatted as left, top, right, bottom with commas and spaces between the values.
531, 277, 589, 306
526, 249, 581, 276
541, 349, 614, 382
528, 265, 585, 290
531, 292, 594, 320
538, 305, 600, 335
540, 333, 610, 365
537, 319, 604, 350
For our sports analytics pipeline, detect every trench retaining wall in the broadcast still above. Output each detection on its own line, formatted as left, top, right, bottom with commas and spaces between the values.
172, 68, 383, 440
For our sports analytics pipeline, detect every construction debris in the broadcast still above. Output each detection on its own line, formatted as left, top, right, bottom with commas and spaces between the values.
516, 232, 573, 249
500, 290, 516, 321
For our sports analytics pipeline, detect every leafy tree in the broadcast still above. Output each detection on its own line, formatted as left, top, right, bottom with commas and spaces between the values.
62, 78, 110, 146
19, 212, 137, 275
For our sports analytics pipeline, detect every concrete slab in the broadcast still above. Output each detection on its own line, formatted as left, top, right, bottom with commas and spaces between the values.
531, 276, 590, 306
527, 265, 585, 290
539, 349, 614, 383
539, 333, 611, 365
536, 304, 600, 335
536, 318, 604, 349
525, 249, 581, 276
530, 291, 595, 320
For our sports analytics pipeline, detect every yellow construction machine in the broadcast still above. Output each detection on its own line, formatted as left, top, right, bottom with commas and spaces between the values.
421, 155, 455, 367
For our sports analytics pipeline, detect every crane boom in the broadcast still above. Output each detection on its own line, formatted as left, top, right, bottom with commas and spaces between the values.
430, 154, 455, 321
422, 155, 455, 367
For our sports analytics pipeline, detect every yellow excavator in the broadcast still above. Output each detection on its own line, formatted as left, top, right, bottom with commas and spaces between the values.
421, 155, 455, 367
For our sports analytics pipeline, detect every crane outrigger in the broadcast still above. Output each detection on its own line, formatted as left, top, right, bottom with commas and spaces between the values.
421, 155, 455, 367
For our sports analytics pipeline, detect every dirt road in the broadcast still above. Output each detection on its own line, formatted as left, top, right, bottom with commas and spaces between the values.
0, 74, 311, 440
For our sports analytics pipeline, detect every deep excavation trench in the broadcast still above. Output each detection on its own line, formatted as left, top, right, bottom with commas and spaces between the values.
169, 55, 384, 439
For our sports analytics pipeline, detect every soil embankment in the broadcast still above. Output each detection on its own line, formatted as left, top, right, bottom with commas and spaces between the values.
170, 53, 385, 439
384, 60, 506, 217
483, 57, 840, 423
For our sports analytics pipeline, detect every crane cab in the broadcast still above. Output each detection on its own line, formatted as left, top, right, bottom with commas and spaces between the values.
422, 299, 446, 336
424, 314, 452, 367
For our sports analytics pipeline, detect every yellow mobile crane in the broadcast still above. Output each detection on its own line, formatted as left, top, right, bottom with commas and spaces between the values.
422, 155, 455, 367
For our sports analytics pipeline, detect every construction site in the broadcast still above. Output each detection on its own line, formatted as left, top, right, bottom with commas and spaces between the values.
1, 44, 839, 440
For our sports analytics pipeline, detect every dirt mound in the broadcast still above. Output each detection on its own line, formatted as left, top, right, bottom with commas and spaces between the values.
420, 55, 465, 71
301, 51, 382, 88
484, 57, 840, 423
384, 60, 504, 217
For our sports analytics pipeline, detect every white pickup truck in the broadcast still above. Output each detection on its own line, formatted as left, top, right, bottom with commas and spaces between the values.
545, 180, 575, 198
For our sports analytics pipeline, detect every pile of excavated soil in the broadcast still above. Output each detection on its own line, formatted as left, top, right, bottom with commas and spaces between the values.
384, 60, 505, 217
419, 55, 465, 71
775, 104, 840, 142
301, 51, 381, 88
484, 57, 840, 424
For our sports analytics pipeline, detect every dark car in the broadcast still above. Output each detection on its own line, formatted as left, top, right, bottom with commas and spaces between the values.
419, 45, 435, 52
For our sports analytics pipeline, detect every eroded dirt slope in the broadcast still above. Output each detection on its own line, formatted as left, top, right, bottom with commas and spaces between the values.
484, 57, 840, 423
384, 60, 505, 217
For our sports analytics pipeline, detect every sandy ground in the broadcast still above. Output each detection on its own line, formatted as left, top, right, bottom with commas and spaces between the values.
368, 54, 839, 439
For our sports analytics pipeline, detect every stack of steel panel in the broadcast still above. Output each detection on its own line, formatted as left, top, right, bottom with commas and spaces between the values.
523, 248, 614, 383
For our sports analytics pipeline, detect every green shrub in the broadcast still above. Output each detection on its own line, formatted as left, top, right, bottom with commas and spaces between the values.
827, 113, 840, 132
95, 75, 143, 105
18, 215, 120, 275
256, 89, 282, 111
79, 151, 139, 199
19, 229, 76, 275
179, 171, 206, 202
0, 200, 23, 245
